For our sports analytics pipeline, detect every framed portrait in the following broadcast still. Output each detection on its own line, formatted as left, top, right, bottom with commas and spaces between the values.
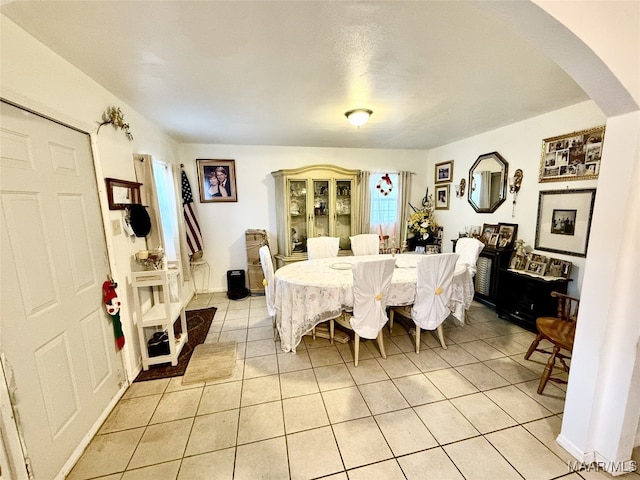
435, 184, 450, 210
480, 223, 499, 244
196, 159, 238, 203
497, 222, 518, 249
488, 233, 499, 247
525, 259, 548, 276
435, 160, 453, 184
539, 125, 605, 182
535, 189, 596, 257
547, 258, 573, 278
509, 252, 528, 271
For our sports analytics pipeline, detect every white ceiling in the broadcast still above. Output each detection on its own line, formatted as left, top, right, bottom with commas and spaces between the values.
1, 1, 590, 149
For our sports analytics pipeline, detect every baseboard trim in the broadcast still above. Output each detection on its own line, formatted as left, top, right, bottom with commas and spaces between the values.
55, 382, 128, 480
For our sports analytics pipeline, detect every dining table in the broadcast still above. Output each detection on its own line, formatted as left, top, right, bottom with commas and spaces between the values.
274, 253, 474, 353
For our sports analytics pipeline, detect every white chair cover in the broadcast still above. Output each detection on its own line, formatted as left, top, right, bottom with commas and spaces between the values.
454, 237, 485, 276
412, 253, 459, 330
307, 237, 340, 260
259, 245, 276, 317
350, 234, 380, 256
349, 258, 396, 339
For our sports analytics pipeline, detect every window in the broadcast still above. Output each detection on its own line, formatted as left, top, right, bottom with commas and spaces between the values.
152, 160, 179, 261
369, 172, 399, 236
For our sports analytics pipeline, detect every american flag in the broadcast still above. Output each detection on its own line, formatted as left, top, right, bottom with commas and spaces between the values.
181, 170, 203, 257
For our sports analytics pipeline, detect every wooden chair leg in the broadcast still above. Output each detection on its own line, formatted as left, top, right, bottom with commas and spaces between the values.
354, 334, 360, 367
525, 333, 543, 360
377, 331, 386, 360
389, 309, 394, 333
538, 345, 560, 394
415, 326, 421, 354
312, 326, 316, 340
436, 324, 447, 350
330, 319, 334, 344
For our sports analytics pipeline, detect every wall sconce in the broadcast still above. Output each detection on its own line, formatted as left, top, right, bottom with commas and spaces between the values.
508, 169, 523, 217
345, 109, 373, 127
455, 178, 466, 198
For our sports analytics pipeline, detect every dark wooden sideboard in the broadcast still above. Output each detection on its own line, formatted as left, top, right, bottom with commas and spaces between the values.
496, 268, 569, 331
452, 239, 513, 307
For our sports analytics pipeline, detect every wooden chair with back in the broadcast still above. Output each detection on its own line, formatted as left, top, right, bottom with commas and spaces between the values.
524, 291, 580, 394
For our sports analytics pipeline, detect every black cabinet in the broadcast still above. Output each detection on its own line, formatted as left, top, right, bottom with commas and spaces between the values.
452, 240, 513, 307
496, 268, 569, 331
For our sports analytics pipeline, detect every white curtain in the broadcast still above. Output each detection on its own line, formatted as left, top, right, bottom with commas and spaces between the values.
398, 171, 412, 245
358, 171, 371, 233
133, 154, 162, 251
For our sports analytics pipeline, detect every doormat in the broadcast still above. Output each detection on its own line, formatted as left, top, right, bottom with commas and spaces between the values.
133, 307, 216, 382
182, 341, 237, 385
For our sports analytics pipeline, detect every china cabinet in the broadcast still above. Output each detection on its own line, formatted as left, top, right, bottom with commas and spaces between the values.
131, 261, 188, 370
271, 165, 361, 267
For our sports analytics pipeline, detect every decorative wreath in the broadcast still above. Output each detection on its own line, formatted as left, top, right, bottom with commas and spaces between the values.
376, 173, 393, 196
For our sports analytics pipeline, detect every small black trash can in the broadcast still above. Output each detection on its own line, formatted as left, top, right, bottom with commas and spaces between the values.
227, 269, 249, 300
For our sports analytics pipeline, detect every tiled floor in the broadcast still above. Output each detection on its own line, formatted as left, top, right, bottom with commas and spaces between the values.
67, 294, 639, 480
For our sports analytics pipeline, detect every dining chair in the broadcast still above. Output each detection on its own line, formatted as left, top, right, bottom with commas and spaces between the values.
389, 253, 458, 353
349, 234, 380, 256
258, 245, 279, 341
454, 237, 485, 276
307, 236, 340, 260
524, 291, 579, 394
331, 258, 396, 366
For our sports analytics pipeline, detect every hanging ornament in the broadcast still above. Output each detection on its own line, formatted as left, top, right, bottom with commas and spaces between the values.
376, 173, 393, 196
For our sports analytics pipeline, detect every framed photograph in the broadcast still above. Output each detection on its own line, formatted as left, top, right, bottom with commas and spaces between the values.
525, 259, 548, 276
196, 159, 238, 202
509, 252, 528, 271
488, 233, 499, 247
480, 223, 499, 244
539, 125, 605, 182
547, 258, 563, 277
435, 184, 450, 210
435, 160, 453, 184
497, 223, 518, 249
535, 189, 596, 257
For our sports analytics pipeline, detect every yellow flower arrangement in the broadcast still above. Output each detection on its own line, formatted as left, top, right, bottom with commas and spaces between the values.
407, 194, 438, 240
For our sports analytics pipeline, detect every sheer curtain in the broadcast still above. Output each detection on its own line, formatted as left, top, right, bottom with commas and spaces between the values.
133, 154, 162, 251
358, 171, 371, 233
397, 171, 413, 245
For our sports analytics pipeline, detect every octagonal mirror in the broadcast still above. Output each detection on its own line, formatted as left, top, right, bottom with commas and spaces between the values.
468, 152, 508, 213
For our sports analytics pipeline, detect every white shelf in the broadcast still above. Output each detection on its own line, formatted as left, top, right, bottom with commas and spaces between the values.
130, 262, 187, 370
139, 301, 184, 327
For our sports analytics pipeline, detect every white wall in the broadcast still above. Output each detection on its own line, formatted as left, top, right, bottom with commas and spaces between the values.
1, 16, 182, 379
428, 100, 606, 297
179, 144, 428, 291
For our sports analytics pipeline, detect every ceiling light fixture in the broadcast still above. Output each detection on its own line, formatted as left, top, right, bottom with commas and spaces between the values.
345, 109, 373, 127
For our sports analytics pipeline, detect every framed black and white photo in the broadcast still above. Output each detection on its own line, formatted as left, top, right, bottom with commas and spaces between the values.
535, 189, 596, 257
435, 160, 453, 184
435, 184, 450, 210
196, 159, 238, 203
497, 222, 518, 249
539, 126, 605, 182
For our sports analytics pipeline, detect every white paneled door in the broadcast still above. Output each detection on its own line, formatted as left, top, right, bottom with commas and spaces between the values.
0, 101, 124, 479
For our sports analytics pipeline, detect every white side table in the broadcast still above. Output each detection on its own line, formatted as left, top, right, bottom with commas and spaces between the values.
190, 259, 210, 297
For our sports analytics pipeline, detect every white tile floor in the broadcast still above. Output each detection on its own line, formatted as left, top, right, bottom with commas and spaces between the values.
67, 294, 639, 480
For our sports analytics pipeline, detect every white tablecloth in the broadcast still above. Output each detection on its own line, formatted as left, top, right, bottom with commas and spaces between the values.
274, 254, 474, 352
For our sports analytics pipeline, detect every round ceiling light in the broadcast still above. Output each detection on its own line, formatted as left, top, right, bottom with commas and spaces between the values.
344, 109, 373, 127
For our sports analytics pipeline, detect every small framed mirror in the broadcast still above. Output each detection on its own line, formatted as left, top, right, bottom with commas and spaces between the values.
105, 178, 142, 210
468, 152, 509, 213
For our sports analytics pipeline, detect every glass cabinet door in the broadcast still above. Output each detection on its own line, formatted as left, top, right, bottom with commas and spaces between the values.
312, 180, 330, 239
288, 180, 307, 254
335, 179, 353, 251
